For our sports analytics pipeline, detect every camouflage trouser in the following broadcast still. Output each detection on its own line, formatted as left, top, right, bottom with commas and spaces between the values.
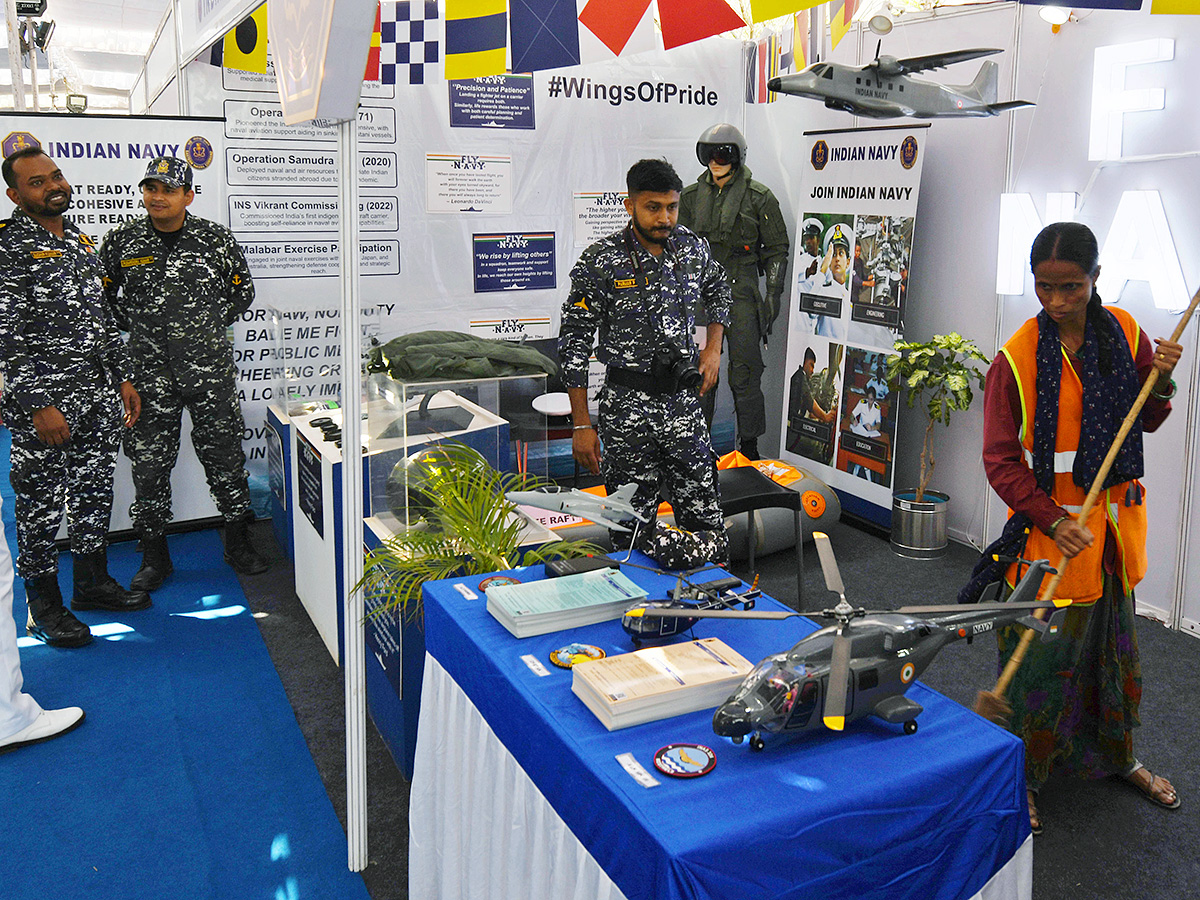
599, 382, 728, 568
4, 374, 123, 579
125, 359, 250, 536
700, 297, 766, 441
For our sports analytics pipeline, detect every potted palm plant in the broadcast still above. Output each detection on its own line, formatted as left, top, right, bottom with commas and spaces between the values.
359, 441, 605, 624
886, 333, 990, 558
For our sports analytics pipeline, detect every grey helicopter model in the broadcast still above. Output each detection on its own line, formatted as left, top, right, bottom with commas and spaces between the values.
767, 46, 1034, 119
626, 533, 1070, 750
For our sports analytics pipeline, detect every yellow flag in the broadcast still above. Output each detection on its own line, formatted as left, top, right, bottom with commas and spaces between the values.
223, 4, 268, 75
749, 0, 824, 26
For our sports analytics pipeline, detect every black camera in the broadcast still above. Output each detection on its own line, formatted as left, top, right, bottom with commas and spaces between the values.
653, 345, 702, 390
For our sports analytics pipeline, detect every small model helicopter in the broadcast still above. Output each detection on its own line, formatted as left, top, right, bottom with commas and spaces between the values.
627, 534, 1069, 749
506, 482, 646, 532
621, 572, 760, 645
767, 47, 1034, 119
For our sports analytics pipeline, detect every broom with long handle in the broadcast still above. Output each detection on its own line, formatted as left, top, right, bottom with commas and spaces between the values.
974, 286, 1200, 725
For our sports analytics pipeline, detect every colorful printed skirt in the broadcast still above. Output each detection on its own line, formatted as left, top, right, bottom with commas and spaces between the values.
996, 572, 1141, 792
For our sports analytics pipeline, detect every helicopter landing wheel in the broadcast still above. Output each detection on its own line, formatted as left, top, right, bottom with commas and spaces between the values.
731, 734, 744, 745
903, 720, 918, 735
749, 733, 765, 752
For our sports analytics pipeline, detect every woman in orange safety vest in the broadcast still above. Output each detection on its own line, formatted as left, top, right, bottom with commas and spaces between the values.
982, 222, 1183, 836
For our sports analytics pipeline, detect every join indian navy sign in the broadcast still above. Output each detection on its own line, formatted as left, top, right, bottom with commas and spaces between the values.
779, 124, 927, 528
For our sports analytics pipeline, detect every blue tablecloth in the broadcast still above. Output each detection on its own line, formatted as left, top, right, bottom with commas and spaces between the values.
421, 555, 1028, 900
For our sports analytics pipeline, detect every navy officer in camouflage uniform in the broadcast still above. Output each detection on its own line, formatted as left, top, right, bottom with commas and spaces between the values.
99, 157, 268, 589
558, 158, 730, 569
679, 124, 789, 461
1, 146, 151, 648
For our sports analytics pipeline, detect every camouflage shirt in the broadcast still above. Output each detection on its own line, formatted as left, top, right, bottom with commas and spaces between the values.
99, 212, 254, 370
0, 208, 133, 414
557, 223, 731, 388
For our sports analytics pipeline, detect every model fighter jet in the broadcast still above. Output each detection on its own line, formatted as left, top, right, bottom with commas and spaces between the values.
627, 533, 1070, 749
767, 47, 1034, 119
506, 483, 647, 533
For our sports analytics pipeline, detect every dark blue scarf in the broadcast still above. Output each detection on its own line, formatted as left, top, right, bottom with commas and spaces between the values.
958, 298, 1143, 603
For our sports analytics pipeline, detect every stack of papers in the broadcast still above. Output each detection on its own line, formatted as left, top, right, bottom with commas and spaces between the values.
571, 638, 753, 731
485, 569, 647, 638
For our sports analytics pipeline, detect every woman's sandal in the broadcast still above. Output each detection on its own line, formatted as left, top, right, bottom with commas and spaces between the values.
1027, 789, 1044, 836
1122, 761, 1182, 810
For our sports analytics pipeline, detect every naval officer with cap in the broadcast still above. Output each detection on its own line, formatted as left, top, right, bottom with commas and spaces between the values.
100, 157, 269, 590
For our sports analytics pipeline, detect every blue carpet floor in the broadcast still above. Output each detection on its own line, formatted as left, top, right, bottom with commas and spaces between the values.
1, 429, 371, 900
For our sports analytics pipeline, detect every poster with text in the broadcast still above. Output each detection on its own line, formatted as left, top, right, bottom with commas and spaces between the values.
780, 125, 926, 526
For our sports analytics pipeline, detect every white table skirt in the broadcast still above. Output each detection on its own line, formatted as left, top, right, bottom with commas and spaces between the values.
409, 653, 1032, 900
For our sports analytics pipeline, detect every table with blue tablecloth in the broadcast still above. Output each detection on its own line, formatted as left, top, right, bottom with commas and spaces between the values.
411, 553, 1032, 900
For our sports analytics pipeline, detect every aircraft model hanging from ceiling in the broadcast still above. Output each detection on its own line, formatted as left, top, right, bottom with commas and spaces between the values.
627, 533, 1070, 750
767, 47, 1035, 119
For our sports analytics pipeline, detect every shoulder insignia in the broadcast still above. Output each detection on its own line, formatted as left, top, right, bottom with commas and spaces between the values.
573, 296, 589, 311
31, 249, 62, 259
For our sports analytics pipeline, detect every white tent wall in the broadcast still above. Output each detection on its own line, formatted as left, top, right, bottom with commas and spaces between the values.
131, 2, 1197, 633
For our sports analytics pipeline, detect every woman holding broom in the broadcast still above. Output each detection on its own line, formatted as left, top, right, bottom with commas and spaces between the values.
981, 221, 1183, 835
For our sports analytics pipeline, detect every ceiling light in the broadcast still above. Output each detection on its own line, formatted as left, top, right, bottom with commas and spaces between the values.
869, 15, 894, 35
1039, 6, 1072, 26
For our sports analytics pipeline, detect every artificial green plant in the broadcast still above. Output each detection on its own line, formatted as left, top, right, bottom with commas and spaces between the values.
358, 442, 605, 624
887, 333, 991, 502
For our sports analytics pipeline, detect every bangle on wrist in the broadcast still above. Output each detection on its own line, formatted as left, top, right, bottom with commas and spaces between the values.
1150, 377, 1176, 401
573, 424, 594, 431
1048, 515, 1067, 537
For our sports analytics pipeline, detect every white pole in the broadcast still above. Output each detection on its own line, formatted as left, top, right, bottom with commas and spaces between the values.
24, 17, 38, 111
338, 114, 369, 872
4, 0, 25, 110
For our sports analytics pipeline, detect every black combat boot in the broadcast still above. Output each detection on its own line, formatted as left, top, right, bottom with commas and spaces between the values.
223, 516, 270, 575
131, 534, 173, 592
739, 438, 760, 461
25, 574, 93, 647
71, 549, 153, 612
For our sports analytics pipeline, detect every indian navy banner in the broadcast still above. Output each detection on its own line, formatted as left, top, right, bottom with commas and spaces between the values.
778, 124, 927, 527
0, 112, 227, 531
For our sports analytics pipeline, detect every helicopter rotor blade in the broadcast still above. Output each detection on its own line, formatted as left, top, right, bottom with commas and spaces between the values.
813, 532, 846, 599
823, 626, 853, 731
894, 600, 1063, 615
624, 606, 799, 621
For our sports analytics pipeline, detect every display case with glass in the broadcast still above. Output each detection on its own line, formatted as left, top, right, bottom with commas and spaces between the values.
364, 372, 555, 537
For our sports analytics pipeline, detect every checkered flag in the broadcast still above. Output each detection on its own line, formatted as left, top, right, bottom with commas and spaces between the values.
381, 0, 441, 85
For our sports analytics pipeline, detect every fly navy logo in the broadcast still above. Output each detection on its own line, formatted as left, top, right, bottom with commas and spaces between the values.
572, 297, 589, 310
121, 256, 155, 267
2, 131, 40, 157
614, 278, 637, 289
79, 233, 96, 249
811, 140, 829, 171
31, 249, 62, 259
185, 135, 214, 170
900, 135, 919, 170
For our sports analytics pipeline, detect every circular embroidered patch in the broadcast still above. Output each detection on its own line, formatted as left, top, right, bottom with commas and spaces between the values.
653, 743, 717, 778
479, 575, 521, 591
549, 643, 606, 669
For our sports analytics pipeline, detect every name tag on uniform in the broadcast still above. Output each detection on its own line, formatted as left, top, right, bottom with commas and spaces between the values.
30, 250, 62, 259
121, 256, 156, 267
613, 274, 651, 290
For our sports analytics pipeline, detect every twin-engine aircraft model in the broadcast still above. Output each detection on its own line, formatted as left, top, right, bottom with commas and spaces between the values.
767, 47, 1034, 119
629, 533, 1069, 750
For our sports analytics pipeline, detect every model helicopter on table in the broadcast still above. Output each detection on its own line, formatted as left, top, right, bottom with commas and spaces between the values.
767, 47, 1034, 119
621, 571, 760, 645
626, 533, 1070, 750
